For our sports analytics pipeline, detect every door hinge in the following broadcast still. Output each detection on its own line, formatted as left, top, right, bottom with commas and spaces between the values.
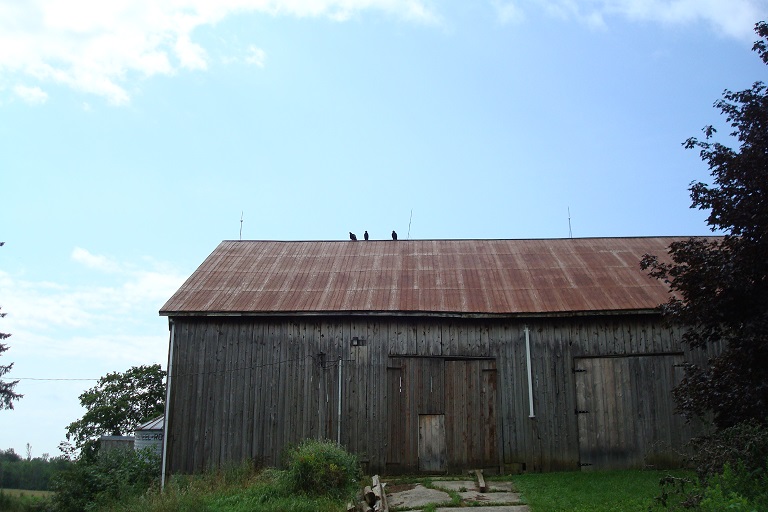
575, 409, 589, 414
579, 462, 593, 467
572, 368, 586, 373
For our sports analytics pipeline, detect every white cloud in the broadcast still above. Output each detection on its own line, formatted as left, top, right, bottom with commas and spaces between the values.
608, 0, 765, 39
0, 254, 182, 460
1, 252, 186, 336
493, 0, 767, 39
492, 1, 525, 24
13, 85, 48, 105
71, 247, 122, 273
246, 45, 267, 67
0, 0, 437, 106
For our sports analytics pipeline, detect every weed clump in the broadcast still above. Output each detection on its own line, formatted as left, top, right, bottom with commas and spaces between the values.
284, 439, 361, 499
654, 420, 768, 510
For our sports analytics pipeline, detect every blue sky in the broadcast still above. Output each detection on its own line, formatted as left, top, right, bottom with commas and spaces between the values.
1, 0, 767, 458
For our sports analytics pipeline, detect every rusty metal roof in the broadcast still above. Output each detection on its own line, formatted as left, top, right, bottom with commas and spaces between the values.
160, 237, 694, 317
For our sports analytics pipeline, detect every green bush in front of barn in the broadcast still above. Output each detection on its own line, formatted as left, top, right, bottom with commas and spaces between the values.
653, 419, 768, 510
283, 439, 362, 500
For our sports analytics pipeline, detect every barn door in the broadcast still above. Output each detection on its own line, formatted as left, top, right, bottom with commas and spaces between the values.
574, 354, 687, 470
387, 357, 499, 472
418, 414, 447, 472
445, 360, 499, 470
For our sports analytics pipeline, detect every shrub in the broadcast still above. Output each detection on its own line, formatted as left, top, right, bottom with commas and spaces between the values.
688, 419, 768, 481
654, 420, 768, 510
51, 447, 160, 512
698, 460, 768, 511
283, 439, 361, 499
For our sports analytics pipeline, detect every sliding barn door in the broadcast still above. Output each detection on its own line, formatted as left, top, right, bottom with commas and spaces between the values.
445, 360, 498, 469
388, 357, 499, 472
574, 354, 689, 469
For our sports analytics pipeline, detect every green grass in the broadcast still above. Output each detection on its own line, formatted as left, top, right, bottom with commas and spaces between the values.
106, 465, 352, 512
507, 469, 693, 512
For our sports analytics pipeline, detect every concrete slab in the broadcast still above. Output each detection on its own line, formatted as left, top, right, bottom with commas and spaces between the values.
386, 484, 452, 509
430, 480, 475, 492
434, 507, 529, 512
430, 479, 516, 493
385, 478, 529, 512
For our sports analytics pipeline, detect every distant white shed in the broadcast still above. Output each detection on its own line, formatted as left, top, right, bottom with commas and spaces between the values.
134, 415, 164, 455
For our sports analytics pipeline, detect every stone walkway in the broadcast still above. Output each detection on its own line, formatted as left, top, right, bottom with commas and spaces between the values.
385, 478, 530, 511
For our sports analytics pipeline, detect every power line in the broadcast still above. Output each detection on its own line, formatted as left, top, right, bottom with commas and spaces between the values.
0, 355, 359, 382
1, 377, 98, 381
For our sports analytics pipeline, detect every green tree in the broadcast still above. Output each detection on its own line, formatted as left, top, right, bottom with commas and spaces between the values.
65, 364, 166, 451
641, 22, 768, 429
1, 306, 23, 410
1, 242, 22, 410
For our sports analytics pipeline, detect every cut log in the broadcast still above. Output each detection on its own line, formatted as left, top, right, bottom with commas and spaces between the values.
364, 485, 376, 506
372, 475, 388, 512
475, 469, 487, 493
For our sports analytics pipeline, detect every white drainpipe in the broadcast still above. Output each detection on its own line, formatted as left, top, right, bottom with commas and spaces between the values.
525, 326, 535, 418
161, 320, 175, 489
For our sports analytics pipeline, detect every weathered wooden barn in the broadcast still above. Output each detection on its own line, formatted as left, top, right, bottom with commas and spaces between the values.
160, 237, 711, 477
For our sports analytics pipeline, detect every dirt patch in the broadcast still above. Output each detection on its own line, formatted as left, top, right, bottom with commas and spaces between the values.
384, 483, 417, 494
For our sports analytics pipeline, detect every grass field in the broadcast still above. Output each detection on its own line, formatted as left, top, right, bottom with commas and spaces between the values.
506, 469, 692, 512
0, 488, 54, 498
0, 488, 54, 512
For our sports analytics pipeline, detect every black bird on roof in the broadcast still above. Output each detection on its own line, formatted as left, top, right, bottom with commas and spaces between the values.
349, 232, 357, 241
364, 231, 369, 241
392, 230, 397, 241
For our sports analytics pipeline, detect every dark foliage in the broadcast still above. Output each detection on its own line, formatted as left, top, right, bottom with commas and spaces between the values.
641, 21, 768, 429
65, 364, 166, 450
688, 419, 768, 482
0, 449, 71, 491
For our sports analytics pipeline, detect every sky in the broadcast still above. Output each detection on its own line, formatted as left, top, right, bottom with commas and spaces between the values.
1, 0, 767, 459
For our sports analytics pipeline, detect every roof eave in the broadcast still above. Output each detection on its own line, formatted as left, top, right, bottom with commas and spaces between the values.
160, 308, 662, 320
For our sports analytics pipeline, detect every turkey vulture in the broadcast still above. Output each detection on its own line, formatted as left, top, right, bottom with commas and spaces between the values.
364, 231, 369, 241
349, 232, 357, 241
392, 230, 397, 240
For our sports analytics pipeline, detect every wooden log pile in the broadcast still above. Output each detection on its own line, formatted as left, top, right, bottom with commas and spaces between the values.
360, 474, 388, 512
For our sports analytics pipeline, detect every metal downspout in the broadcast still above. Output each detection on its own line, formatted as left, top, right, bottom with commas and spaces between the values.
337, 356, 342, 445
161, 320, 175, 489
525, 326, 535, 418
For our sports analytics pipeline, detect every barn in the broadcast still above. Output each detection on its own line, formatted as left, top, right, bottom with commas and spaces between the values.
159, 237, 712, 478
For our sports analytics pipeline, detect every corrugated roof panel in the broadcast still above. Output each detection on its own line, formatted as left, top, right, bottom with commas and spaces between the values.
159, 237, 711, 316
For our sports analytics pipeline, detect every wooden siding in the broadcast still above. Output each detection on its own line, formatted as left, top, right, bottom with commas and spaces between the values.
165, 314, 711, 476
